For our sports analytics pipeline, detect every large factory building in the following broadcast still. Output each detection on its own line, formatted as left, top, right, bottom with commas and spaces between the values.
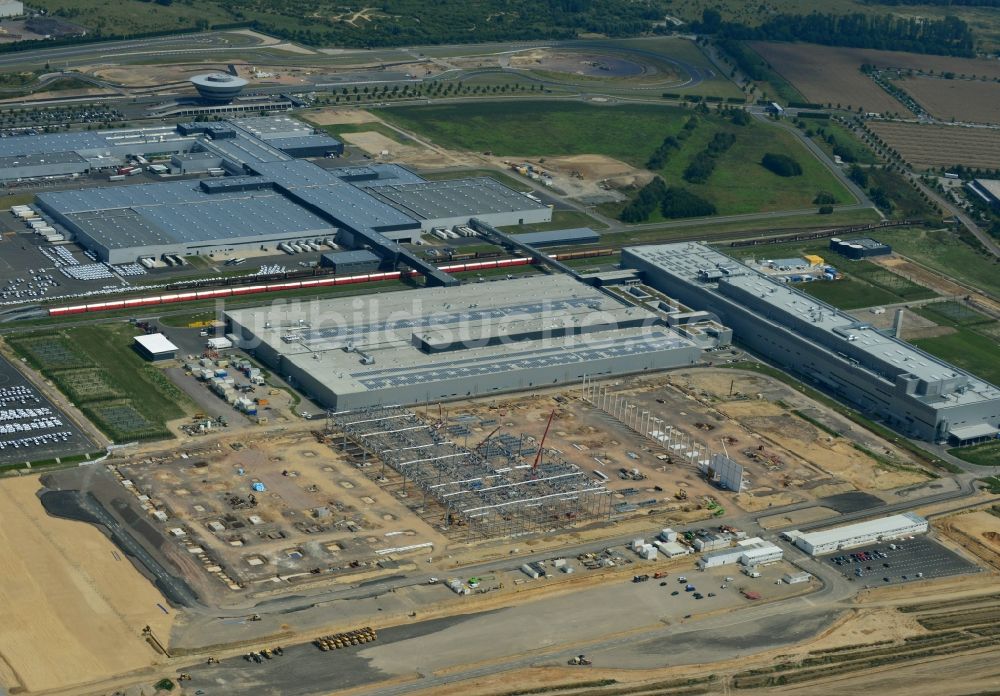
622, 243, 1000, 444
226, 275, 701, 411
26, 116, 549, 264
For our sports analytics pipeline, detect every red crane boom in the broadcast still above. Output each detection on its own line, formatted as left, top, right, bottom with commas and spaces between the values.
532, 409, 556, 470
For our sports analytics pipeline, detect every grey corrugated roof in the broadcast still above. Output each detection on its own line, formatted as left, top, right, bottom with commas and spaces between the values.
268, 134, 343, 152
368, 178, 546, 220
322, 250, 380, 264
39, 180, 334, 249
512, 228, 599, 246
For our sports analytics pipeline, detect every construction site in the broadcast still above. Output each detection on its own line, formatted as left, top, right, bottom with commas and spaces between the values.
103, 364, 935, 603
329, 405, 613, 541
109, 429, 453, 603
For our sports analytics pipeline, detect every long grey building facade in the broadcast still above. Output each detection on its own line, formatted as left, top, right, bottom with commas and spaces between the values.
622, 243, 1000, 444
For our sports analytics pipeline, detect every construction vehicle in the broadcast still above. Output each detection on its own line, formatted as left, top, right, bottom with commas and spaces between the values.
632, 574, 650, 583
675, 488, 688, 501
315, 626, 378, 651
653, 571, 668, 579
568, 654, 592, 666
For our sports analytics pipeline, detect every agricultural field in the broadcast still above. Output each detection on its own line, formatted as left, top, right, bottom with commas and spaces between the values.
7, 325, 190, 441
866, 121, 1000, 170
898, 77, 1000, 125
750, 41, 1000, 112
381, 101, 852, 217
748, 42, 911, 114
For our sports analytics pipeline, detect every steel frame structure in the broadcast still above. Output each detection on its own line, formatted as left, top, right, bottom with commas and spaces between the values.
330, 406, 612, 541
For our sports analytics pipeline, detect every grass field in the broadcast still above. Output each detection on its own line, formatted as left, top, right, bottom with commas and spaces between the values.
846, 260, 937, 301
913, 328, 1000, 386
381, 101, 852, 217
917, 301, 994, 327
795, 258, 937, 311
866, 168, 939, 221
808, 121, 878, 166
872, 227, 1000, 298
910, 302, 1000, 386
796, 276, 902, 309
8, 325, 190, 441
950, 441, 1000, 467
379, 102, 686, 168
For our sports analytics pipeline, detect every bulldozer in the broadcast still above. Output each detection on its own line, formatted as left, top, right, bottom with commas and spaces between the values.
674, 488, 688, 501
568, 654, 592, 666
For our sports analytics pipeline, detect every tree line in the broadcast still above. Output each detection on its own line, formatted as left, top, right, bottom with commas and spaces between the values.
701, 11, 975, 56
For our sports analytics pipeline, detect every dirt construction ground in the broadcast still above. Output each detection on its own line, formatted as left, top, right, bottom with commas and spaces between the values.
0, 476, 171, 693
439, 367, 925, 527
340, 131, 458, 168
938, 509, 1000, 570
113, 429, 452, 605
300, 108, 380, 126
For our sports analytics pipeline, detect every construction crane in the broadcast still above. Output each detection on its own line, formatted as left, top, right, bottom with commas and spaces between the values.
532, 409, 556, 470
475, 424, 502, 453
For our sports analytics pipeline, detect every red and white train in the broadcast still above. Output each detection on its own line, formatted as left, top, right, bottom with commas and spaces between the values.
47, 256, 534, 317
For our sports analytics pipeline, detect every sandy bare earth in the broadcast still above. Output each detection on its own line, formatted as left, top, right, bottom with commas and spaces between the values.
0, 476, 172, 692
300, 108, 380, 126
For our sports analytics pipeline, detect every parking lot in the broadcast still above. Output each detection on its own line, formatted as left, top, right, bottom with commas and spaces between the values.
824, 535, 979, 586
0, 354, 95, 465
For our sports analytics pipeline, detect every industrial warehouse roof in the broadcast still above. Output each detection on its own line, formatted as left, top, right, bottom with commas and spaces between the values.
511, 227, 600, 247
626, 243, 1000, 408
366, 178, 549, 220
38, 181, 335, 249
321, 250, 380, 264
0, 131, 111, 157
199, 134, 291, 165
790, 513, 926, 549
230, 115, 313, 140
350, 164, 426, 187
267, 134, 344, 154
0, 151, 88, 169
134, 333, 178, 355
226, 275, 696, 397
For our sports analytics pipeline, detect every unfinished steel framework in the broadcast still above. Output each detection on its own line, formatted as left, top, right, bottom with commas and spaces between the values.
329, 406, 612, 541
